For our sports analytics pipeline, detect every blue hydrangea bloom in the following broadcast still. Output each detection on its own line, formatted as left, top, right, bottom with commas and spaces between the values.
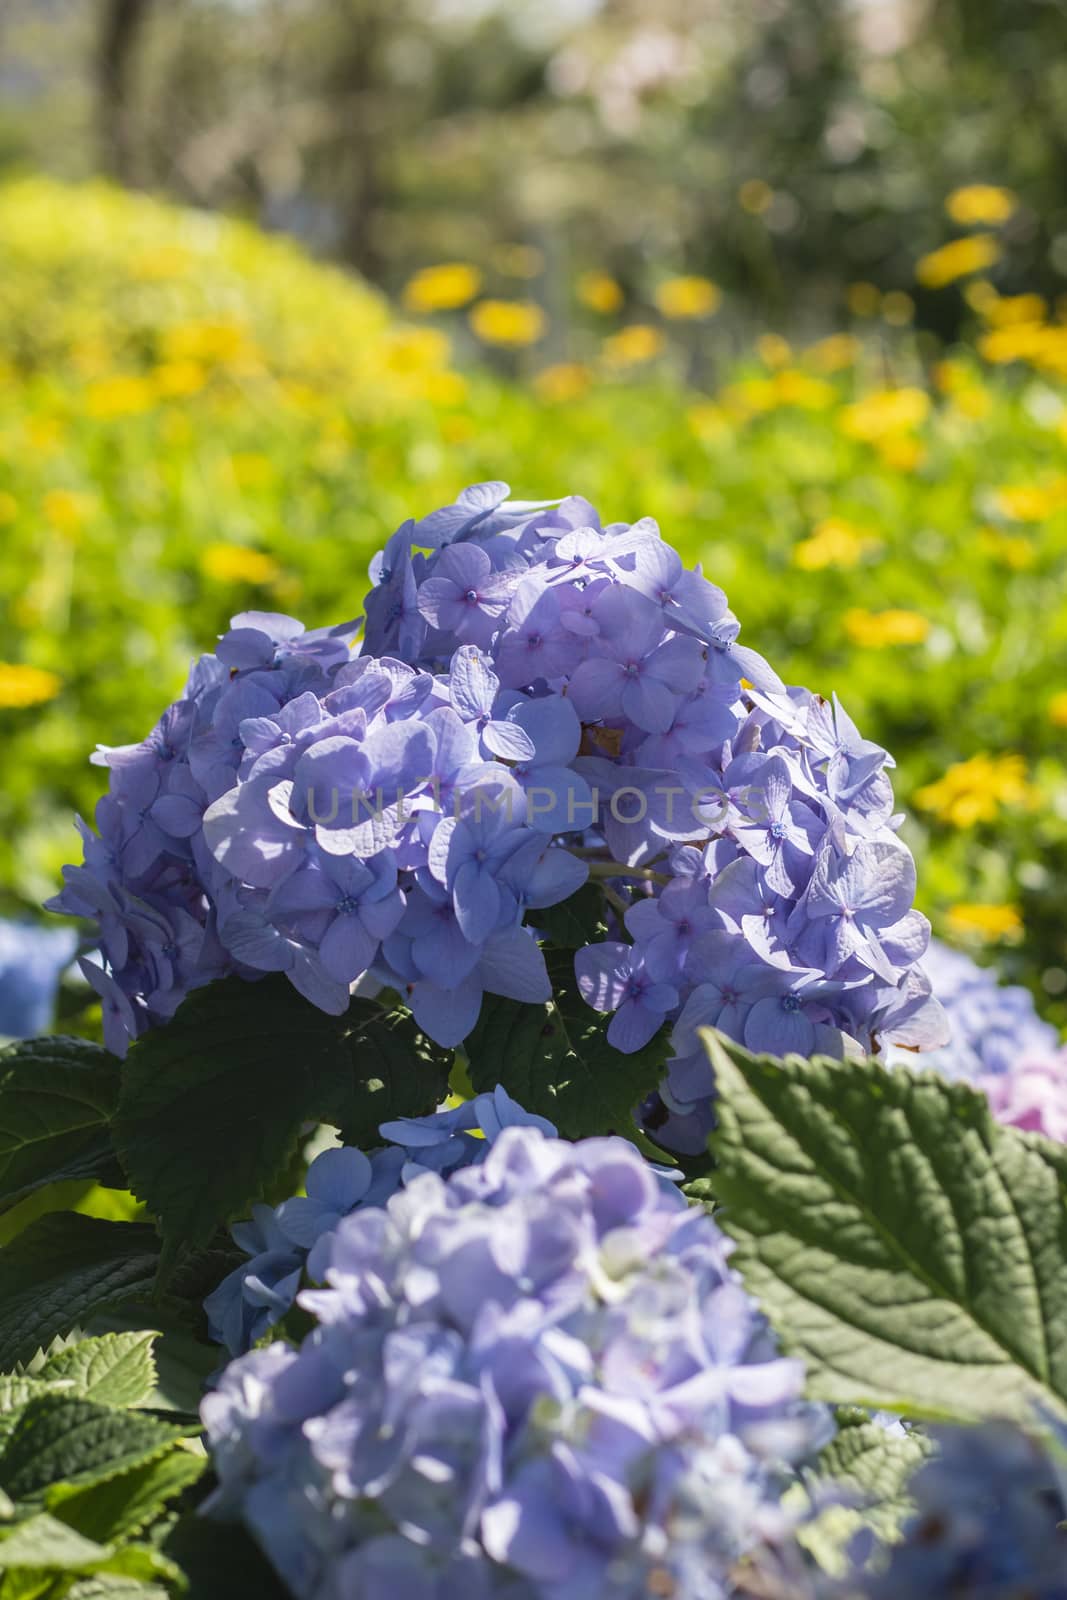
49, 488, 945, 1132
202, 1124, 831, 1598
839, 1417, 1067, 1597
0, 920, 77, 1038
205, 1087, 557, 1357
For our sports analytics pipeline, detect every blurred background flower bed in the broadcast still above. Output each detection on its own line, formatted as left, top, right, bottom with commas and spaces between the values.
2, 170, 1066, 1024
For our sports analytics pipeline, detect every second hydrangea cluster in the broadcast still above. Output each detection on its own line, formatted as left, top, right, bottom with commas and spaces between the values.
203, 1124, 830, 1599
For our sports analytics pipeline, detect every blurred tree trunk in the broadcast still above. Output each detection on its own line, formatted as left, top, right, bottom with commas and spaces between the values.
97, 0, 154, 183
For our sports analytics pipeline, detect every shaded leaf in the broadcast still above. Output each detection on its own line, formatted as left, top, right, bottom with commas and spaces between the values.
0, 1218, 159, 1372
0, 1398, 186, 1504
48, 1448, 205, 1546
0, 1040, 122, 1216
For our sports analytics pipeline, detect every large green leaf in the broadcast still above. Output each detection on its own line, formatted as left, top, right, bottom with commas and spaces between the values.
0, 1219, 159, 1372
37, 1335, 158, 1411
331, 1008, 451, 1149
795, 1410, 933, 1573
0, 1398, 187, 1504
464, 950, 669, 1157
0, 1514, 181, 1589
47, 1448, 204, 1546
706, 1033, 1067, 1423
0, 1041, 122, 1215
113, 976, 449, 1253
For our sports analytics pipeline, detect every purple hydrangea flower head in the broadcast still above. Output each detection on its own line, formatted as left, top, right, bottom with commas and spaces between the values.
205, 1089, 559, 1358
202, 1125, 830, 1596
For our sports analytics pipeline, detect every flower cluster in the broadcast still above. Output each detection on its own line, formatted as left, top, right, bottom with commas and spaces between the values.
838, 1418, 1067, 1598
889, 939, 1067, 1144
205, 1086, 556, 1356
202, 1124, 830, 1599
51, 485, 944, 1131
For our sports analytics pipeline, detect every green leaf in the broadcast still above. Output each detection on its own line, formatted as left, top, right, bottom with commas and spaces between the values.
532, 884, 607, 950
331, 1008, 451, 1149
0, 1218, 159, 1372
464, 950, 669, 1157
65, 1582, 171, 1600
48, 1449, 205, 1546
0, 1041, 122, 1216
0, 1398, 187, 1504
38, 1335, 158, 1410
794, 1409, 933, 1573
114, 977, 448, 1252
705, 1033, 1067, 1423
0, 1514, 181, 1591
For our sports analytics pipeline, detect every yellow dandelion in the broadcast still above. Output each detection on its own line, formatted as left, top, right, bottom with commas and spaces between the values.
993, 478, 1067, 522
964, 279, 1000, 314
199, 544, 281, 587
402, 263, 483, 314
421, 370, 468, 406
577, 272, 624, 315
984, 293, 1047, 328
847, 282, 882, 318
771, 369, 835, 410
804, 333, 860, 373
468, 299, 546, 347
839, 387, 930, 442
843, 608, 930, 648
977, 529, 1035, 570
945, 185, 1017, 227
876, 436, 926, 473
601, 324, 665, 368
1049, 691, 1067, 728
792, 517, 878, 572
916, 234, 1001, 289
162, 320, 253, 367
945, 903, 1022, 944
738, 179, 774, 215
978, 321, 1048, 365
85, 374, 155, 420
43, 488, 93, 536
914, 753, 1031, 828
655, 276, 721, 320
152, 360, 206, 399
0, 663, 62, 709
533, 363, 591, 404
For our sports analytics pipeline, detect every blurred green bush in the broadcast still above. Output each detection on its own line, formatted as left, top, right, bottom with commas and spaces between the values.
1, 178, 1065, 1017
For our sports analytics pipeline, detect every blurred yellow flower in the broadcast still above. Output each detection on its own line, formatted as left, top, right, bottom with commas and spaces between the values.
533, 363, 591, 404
840, 387, 930, 441
468, 299, 546, 347
964, 279, 1000, 314
945, 903, 1022, 943
0, 492, 16, 524
490, 244, 544, 279
402, 263, 482, 314
199, 544, 281, 587
1047, 691, 1067, 728
993, 478, 1067, 522
916, 234, 1001, 289
85, 375, 155, 419
984, 293, 1046, 328
757, 333, 792, 368
978, 321, 1048, 364
945, 185, 1017, 227
162, 320, 254, 367
773, 370, 835, 409
843, 608, 930, 647
601, 324, 665, 368
876, 435, 926, 472
915, 753, 1032, 828
152, 360, 206, 399
0, 663, 62, 709
847, 282, 881, 317
686, 402, 729, 442
421, 370, 468, 406
25, 417, 63, 456
881, 291, 915, 326
655, 276, 721, 320
977, 529, 1035, 569
738, 179, 774, 215
793, 517, 878, 571
804, 333, 859, 373
577, 272, 624, 315
43, 488, 93, 536
129, 243, 194, 281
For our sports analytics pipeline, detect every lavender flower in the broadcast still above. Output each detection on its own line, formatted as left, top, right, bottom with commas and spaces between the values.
202, 1125, 830, 1597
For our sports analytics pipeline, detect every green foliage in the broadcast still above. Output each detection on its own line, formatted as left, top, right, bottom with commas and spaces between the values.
465, 950, 668, 1158
0, 1041, 122, 1214
0, 1221, 159, 1373
705, 1031, 1067, 1424
795, 1409, 934, 1572
36, 1334, 158, 1411
113, 975, 450, 1254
